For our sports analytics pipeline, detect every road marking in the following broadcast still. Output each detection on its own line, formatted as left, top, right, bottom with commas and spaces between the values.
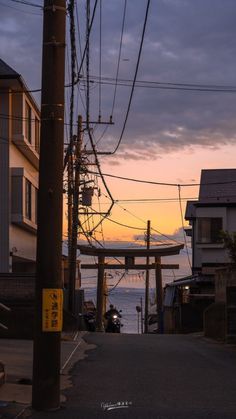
60, 341, 82, 373
73, 331, 79, 341
13, 404, 31, 419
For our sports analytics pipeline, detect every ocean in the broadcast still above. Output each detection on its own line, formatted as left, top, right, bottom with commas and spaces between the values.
82, 286, 146, 334
81, 249, 192, 333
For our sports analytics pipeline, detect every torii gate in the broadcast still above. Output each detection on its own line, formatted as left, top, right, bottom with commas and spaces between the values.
78, 243, 184, 332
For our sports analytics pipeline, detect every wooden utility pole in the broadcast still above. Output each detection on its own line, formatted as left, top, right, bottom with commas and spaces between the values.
68, 115, 82, 313
32, 0, 66, 411
140, 297, 144, 334
67, 152, 73, 283
96, 256, 105, 331
144, 220, 151, 333
103, 272, 108, 316
155, 256, 163, 333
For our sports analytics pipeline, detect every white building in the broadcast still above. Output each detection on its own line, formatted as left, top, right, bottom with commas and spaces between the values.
185, 169, 236, 275
0, 59, 40, 272
163, 169, 236, 333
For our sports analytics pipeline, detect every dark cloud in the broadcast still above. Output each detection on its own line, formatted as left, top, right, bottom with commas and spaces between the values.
1, 0, 236, 159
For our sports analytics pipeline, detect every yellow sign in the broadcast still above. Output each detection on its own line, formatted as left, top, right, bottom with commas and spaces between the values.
42, 288, 63, 332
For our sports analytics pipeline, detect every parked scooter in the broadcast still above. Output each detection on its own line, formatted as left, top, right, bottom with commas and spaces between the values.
83, 311, 96, 332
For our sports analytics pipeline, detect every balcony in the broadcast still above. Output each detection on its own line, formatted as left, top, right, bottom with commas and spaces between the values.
12, 134, 39, 170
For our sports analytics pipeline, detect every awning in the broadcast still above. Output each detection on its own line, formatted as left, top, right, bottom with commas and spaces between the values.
167, 276, 198, 287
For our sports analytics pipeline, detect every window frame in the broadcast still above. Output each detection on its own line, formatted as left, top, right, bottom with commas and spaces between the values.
25, 178, 32, 220
25, 101, 32, 144
197, 217, 223, 244
35, 116, 40, 153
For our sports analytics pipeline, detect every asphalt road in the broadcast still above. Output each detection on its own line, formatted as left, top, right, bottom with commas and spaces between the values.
30, 333, 236, 419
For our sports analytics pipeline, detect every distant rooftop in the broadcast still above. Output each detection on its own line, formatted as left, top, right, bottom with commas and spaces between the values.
0, 59, 20, 79
199, 169, 236, 204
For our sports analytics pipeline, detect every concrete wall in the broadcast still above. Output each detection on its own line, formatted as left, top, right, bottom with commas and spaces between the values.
226, 207, 236, 232
215, 268, 236, 302
204, 302, 226, 341
205, 269, 236, 342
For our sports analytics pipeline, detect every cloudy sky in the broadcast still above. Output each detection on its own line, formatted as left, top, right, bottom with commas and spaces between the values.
1, 0, 236, 272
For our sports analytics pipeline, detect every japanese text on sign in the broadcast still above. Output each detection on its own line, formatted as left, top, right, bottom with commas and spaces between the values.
42, 289, 63, 332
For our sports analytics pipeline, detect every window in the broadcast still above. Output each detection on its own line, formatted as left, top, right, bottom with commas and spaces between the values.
197, 217, 223, 244
25, 101, 32, 143
35, 117, 40, 153
25, 179, 32, 220
35, 188, 38, 224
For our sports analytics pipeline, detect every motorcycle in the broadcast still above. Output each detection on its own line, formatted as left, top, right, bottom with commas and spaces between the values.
105, 312, 122, 333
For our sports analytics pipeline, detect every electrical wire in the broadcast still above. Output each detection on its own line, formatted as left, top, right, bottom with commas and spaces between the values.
111, 0, 151, 154
107, 272, 126, 294
115, 197, 198, 203
90, 79, 236, 93
86, 0, 90, 125
9, 0, 43, 8
113, 200, 184, 246
0, 135, 39, 152
85, 74, 236, 93
110, 0, 127, 119
85, 130, 115, 234
106, 217, 147, 231
87, 170, 195, 187
68, 0, 76, 144
98, 0, 102, 120
0, 0, 42, 14
75, 1, 87, 112
76, 0, 99, 81
178, 185, 192, 269
87, 170, 236, 188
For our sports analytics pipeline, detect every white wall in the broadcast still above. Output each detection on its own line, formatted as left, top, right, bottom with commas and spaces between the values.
193, 206, 233, 270
9, 224, 36, 261
0, 90, 11, 271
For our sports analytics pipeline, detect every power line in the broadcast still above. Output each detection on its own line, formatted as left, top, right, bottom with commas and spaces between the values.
84, 75, 236, 93
86, 0, 90, 125
113, 200, 183, 246
3, 74, 236, 96
111, 0, 151, 154
110, 0, 127, 119
115, 197, 198, 203
0, 0, 42, 14
0, 135, 39, 151
9, 0, 43, 8
106, 217, 146, 231
107, 272, 126, 294
178, 185, 192, 269
87, 170, 194, 186
76, 0, 99, 81
84, 130, 115, 233
75, 1, 87, 112
88, 170, 236, 188
87, 79, 236, 93
0, 113, 39, 123
98, 0, 102, 120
